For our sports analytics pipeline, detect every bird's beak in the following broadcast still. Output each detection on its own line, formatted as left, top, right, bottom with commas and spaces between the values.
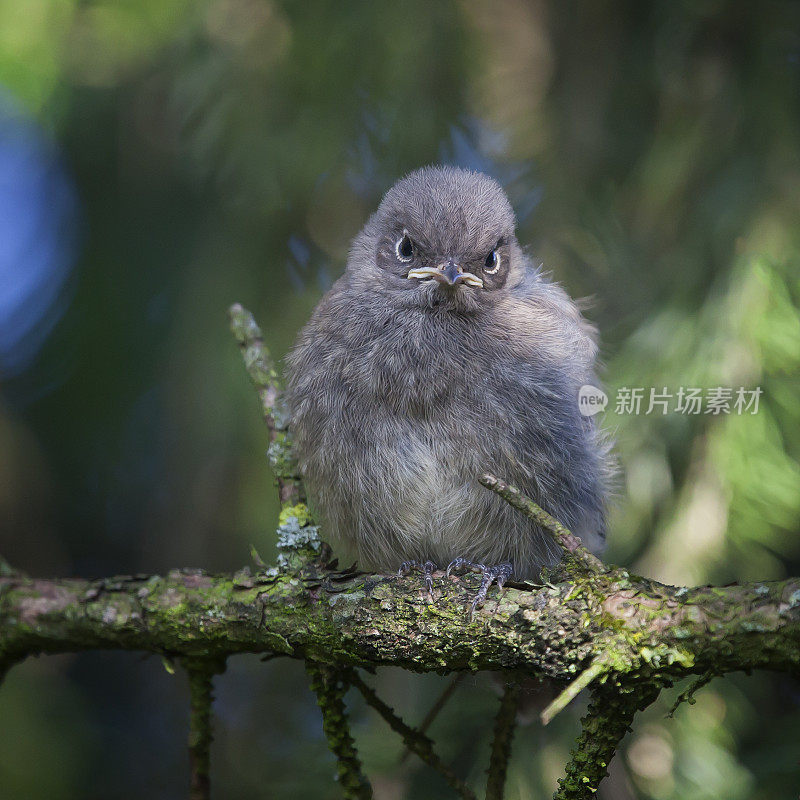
406, 259, 484, 288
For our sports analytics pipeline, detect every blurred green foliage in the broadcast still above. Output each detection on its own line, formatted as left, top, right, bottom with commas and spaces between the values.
0, 1, 799, 798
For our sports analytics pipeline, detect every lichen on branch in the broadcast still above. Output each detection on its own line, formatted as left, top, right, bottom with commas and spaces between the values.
3, 564, 800, 687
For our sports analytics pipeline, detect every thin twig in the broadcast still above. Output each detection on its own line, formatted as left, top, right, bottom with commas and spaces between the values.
667, 670, 715, 717
348, 671, 478, 800
228, 303, 283, 436
228, 303, 303, 506
480, 474, 607, 573
554, 682, 660, 800
541, 654, 610, 725
399, 674, 465, 764
485, 680, 522, 800
306, 662, 373, 800
183, 658, 226, 800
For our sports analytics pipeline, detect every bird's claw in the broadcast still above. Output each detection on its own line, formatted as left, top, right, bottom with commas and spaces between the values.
446, 559, 513, 619
397, 560, 437, 601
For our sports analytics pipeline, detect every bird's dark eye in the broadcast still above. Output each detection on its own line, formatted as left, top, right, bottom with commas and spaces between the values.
395, 232, 414, 262
484, 249, 500, 275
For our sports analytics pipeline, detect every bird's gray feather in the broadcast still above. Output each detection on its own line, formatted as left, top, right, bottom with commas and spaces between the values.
286, 165, 611, 579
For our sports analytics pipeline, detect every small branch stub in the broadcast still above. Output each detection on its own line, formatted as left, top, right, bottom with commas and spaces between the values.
541, 654, 611, 726
479, 474, 607, 574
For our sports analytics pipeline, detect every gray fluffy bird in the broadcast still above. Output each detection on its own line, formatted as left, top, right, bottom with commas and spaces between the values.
287, 166, 610, 604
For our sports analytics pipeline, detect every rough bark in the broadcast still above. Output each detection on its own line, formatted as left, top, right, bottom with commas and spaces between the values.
3, 564, 799, 686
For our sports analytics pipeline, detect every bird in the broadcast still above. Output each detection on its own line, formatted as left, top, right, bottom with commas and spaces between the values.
286, 165, 610, 612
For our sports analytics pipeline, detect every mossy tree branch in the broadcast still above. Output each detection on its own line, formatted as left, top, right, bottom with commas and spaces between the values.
184, 657, 226, 800
3, 566, 800, 703
4, 564, 800, 795
554, 681, 661, 800
306, 662, 372, 799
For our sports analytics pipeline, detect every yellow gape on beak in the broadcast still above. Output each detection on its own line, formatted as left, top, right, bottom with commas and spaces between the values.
407, 259, 483, 288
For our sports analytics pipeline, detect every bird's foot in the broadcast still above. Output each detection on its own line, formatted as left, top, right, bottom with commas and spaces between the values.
397, 560, 437, 601
446, 559, 513, 619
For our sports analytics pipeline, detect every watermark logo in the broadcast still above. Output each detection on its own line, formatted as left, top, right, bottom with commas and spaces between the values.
578, 384, 608, 416
578, 386, 763, 416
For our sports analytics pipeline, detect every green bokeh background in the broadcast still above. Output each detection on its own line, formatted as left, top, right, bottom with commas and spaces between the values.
0, 2, 799, 798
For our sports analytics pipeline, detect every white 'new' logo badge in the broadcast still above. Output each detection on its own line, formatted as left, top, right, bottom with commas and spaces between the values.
578, 385, 608, 416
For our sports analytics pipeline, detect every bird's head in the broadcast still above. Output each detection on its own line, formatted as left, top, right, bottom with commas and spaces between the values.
349, 166, 523, 312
